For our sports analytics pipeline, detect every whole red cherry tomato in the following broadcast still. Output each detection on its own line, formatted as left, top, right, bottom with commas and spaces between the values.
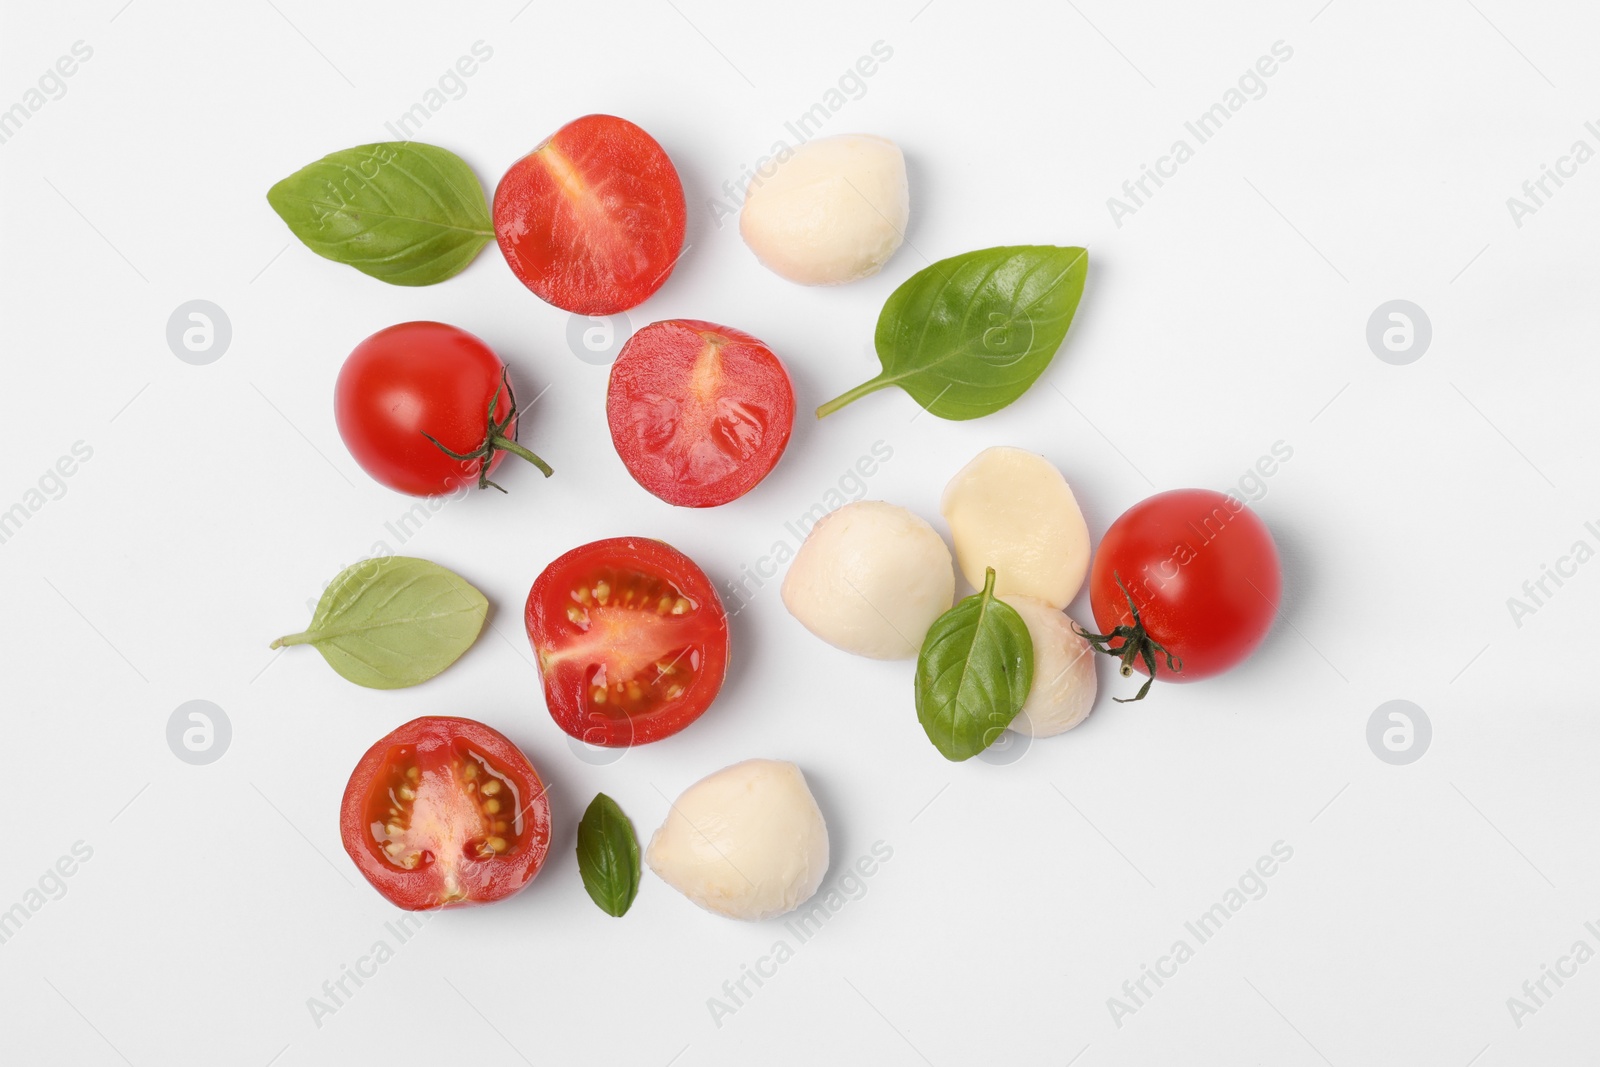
606, 319, 795, 507
1084, 488, 1281, 701
335, 321, 552, 496
493, 114, 687, 315
340, 716, 552, 910
525, 537, 729, 747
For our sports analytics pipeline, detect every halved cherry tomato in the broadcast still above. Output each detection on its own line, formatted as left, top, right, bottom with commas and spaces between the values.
493, 114, 686, 315
335, 321, 552, 496
1085, 488, 1281, 701
525, 537, 729, 746
606, 319, 795, 507
339, 716, 551, 910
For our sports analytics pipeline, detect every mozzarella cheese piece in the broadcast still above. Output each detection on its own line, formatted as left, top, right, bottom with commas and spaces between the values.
1001, 595, 1098, 736
940, 446, 1091, 609
739, 134, 908, 286
646, 759, 829, 921
781, 500, 954, 659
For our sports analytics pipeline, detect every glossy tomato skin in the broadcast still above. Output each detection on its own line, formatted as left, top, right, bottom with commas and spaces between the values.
493, 114, 687, 315
335, 322, 513, 496
339, 716, 551, 910
607, 319, 795, 508
526, 537, 729, 746
1090, 489, 1281, 683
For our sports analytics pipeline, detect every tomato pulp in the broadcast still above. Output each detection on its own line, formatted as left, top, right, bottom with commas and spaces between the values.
340, 717, 552, 910
493, 114, 686, 315
334, 321, 551, 496
1087, 488, 1281, 699
525, 537, 729, 746
607, 319, 795, 507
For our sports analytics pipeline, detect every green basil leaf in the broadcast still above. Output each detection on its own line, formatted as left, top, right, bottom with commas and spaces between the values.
818, 245, 1088, 421
271, 556, 487, 689
266, 142, 493, 286
915, 567, 1034, 761
577, 793, 641, 917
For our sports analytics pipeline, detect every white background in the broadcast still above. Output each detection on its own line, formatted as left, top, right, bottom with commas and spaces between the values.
2, 0, 1597, 1064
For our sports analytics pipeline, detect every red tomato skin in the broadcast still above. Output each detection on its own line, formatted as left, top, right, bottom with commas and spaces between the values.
1090, 489, 1281, 682
606, 319, 795, 508
339, 716, 551, 911
335, 322, 512, 496
493, 114, 687, 315
525, 537, 729, 747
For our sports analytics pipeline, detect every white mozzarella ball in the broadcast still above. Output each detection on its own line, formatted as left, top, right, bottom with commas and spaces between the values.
940, 446, 1091, 609
646, 759, 829, 921
1000, 595, 1098, 737
781, 500, 954, 659
739, 134, 908, 286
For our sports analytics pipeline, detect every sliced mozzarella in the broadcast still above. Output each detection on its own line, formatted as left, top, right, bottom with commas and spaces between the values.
941, 446, 1090, 609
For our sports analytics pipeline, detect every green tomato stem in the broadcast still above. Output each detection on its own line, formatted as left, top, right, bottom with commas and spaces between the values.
491, 436, 554, 478
421, 367, 554, 491
1072, 571, 1183, 702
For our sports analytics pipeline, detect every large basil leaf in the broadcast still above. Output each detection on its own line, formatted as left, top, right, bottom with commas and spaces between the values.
271, 557, 487, 689
817, 245, 1088, 421
577, 793, 641, 917
266, 142, 493, 286
915, 568, 1034, 761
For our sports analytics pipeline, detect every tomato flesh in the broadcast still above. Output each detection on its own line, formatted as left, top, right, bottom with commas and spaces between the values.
607, 319, 795, 507
340, 717, 550, 909
1090, 488, 1281, 683
335, 321, 518, 496
493, 114, 686, 315
526, 538, 728, 746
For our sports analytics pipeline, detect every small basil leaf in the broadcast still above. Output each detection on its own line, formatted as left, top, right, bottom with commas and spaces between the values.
266, 142, 493, 286
271, 557, 487, 689
915, 567, 1034, 761
818, 245, 1088, 421
577, 793, 641, 917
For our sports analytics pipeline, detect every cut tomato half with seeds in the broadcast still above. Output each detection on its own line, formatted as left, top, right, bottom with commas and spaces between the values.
340, 717, 551, 910
493, 114, 687, 315
607, 319, 795, 507
525, 537, 729, 746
